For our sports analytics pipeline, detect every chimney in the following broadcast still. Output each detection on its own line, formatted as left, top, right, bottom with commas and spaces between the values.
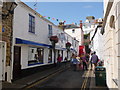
80, 20, 83, 29
58, 21, 65, 31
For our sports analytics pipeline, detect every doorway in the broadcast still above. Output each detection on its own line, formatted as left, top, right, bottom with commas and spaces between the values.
0, 42, 6, 81
13, 46, 21, 80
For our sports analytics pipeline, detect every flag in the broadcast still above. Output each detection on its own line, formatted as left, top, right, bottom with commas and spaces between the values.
48, 17, 50, 19
34, 8, 37, 10
52, 18, 55, 20
39, 15, 42, 18
56, 19, 59, 21
43, 16, 46, 18
64, 21, 66, 23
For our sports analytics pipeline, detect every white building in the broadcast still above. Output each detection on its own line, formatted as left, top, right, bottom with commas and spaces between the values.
2, 1, 79, 82
89, 18, 103, 60
102, 0, 120, 89
64, 24, 83, 46
83, 16, 95, 34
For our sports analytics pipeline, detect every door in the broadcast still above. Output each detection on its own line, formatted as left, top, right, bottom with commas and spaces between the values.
13, 46, 21, 80
2, 42, 6, 81
0, 42, 6, 81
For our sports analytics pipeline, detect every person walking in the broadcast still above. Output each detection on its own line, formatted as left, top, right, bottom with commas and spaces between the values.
81, 55, 88, 71
85, 54, 90, 69
90, 53, 93, 70
91, 51, 99, 70
71, 55, 78, 71
57, 54, 62, 67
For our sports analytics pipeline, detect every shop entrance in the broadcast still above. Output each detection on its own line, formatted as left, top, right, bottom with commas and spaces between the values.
13, 46, 21, 80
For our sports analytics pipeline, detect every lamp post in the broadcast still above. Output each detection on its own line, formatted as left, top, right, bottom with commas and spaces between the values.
66, 42, 71, 59
50, 36, 58, 66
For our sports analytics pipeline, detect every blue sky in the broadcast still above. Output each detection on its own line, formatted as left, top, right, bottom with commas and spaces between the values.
24, 2, 103, 25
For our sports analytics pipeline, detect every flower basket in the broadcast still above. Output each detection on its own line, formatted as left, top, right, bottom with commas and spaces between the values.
66, 42, 71, 49
50, 36, 58, 43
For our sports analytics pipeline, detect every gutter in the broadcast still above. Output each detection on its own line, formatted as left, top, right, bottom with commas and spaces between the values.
91, 24, 102, 41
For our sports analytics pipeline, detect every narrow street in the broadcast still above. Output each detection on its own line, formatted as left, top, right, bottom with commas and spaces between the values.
26, 67, 86, 88
1, 0, 120, 89
2, 63, 94, 89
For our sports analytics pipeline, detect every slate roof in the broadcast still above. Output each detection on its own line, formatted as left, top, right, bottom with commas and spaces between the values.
64, 24, 80, 29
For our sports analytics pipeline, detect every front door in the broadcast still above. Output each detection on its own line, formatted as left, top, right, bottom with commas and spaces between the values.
13, 46, 21, 80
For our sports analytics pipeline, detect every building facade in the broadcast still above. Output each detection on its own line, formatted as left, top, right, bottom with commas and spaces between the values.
9, 1, 79, 81
102, 0, 120, 89
64, 24, 83, 46
64, 24, 83, 56
89, 18, 103, 60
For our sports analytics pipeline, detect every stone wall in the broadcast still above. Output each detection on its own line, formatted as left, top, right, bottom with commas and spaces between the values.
2, 2, 13, 66
103, 0, 120, 88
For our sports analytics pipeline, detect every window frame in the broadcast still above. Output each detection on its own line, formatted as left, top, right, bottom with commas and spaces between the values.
29, 14, 35, 33
48, 24, 53, 37
28, 47, 44, 66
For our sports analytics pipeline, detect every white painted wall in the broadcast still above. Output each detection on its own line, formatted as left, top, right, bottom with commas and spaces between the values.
90, 27, 103, 60
64, 28, 82, 45
103, 0, 120, 89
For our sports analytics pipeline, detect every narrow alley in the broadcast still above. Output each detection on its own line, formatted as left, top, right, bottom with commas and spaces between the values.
1, 0, 120, 90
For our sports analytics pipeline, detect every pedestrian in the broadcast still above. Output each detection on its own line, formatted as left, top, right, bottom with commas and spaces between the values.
91, 51, 99, 70
71, 55, 78, 71
85, 54, 90, 69
57, 54, 62, 67
76, 56, 80, 70
70, 53, 75, 67
81, 54, 88, 71
90, 53, 93, 70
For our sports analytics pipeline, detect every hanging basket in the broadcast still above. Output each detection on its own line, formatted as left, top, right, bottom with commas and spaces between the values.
50, 36, 59, 43
66, 42, 71, 49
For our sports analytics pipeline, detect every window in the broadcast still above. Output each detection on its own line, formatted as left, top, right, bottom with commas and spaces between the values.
72, 29, 75, 33
29, 14, 35, 33
48, 49, 52, 63
48, 24, 52, 37
28, 47, 44, 65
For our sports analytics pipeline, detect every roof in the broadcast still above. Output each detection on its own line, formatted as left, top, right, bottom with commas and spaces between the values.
64, 24, 80, 29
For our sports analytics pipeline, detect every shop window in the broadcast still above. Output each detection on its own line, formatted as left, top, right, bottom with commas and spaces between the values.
28, 47, 44, 65
48, 49, 52, 63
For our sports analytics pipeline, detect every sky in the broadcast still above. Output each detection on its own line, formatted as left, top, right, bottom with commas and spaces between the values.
23, 2, 103, 25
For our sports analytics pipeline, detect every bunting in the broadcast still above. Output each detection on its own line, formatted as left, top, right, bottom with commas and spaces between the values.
33, 2, 78, 25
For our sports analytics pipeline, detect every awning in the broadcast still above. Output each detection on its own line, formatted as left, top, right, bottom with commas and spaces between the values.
55, 47, 67, 51
55, 45, 66, 50
15, 38, 52, 48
